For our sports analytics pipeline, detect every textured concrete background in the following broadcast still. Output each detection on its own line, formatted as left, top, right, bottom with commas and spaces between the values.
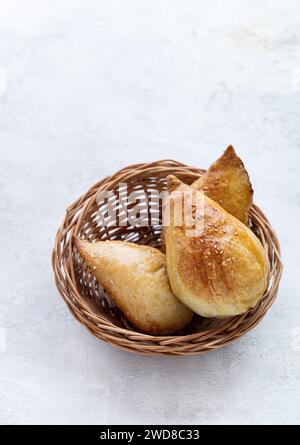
0, 0, 299, 425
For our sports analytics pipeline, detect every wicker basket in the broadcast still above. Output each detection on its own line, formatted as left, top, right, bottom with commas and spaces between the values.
52, 160, 283, 356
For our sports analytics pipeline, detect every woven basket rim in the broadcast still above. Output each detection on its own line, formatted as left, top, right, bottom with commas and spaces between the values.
52, 159, 283, 355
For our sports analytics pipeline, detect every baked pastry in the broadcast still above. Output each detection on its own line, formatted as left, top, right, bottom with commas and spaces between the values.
161, 146, 253, 253
192, 145, 253, 225
74, 238, 193, 334
163, 176, 269, 317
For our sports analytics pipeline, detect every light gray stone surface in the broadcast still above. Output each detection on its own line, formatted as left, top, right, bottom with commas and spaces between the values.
0, 0, 299, 425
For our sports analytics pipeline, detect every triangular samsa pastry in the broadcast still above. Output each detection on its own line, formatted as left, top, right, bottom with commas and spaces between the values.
161, 145, 252, 253
192, 145, 253, 226
74, 238, 193, 334
163, 176, 269, 317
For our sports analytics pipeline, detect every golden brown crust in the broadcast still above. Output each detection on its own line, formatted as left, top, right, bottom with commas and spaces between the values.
167, 175, 185, 193
192, 145, 253, 225
164, 177, 269, 317
74, 238, 193, 334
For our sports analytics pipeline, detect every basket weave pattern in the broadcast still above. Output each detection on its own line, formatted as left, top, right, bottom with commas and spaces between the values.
52, 160, 283, 355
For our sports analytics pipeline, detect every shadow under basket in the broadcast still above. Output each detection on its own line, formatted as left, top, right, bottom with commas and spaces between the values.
52, 160, 283, 356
